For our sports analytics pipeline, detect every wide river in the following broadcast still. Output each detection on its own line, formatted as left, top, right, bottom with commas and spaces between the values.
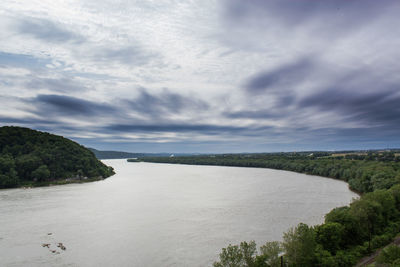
0, 159, 358, 267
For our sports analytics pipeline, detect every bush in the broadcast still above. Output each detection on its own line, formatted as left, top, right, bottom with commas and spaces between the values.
371, 234, 393, 250
377, 244, 400, 265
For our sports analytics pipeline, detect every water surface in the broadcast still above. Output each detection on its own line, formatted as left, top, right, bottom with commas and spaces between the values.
0, 160, 358, 266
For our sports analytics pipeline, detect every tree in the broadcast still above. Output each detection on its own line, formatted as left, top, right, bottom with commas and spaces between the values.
377, 244, 400, 265
315, 222, 344, 254
258, 241, 283, 267
31, 165, 50, 181
350, 199, 382, 252
282, 223, 316, 266
325, 206, 362, 247
0, 155, 19, 187
363, 190, 396, 224
241, 241, 257, 267
213, 241, 263, 267
213, 244, 244, 267
389, 184, 400, 211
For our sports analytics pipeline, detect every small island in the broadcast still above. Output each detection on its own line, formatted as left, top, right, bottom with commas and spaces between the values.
0, 126, 115, 189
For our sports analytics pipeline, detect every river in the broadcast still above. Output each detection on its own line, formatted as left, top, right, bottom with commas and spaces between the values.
0, 159, 358, 266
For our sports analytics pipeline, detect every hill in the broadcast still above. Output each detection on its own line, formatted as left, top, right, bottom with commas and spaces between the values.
0, 126, 114, 188
89, 148, 147, 159
89, 148, 194, 159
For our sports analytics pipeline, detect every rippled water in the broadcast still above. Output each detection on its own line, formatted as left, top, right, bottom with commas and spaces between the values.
0, 159, 358, 267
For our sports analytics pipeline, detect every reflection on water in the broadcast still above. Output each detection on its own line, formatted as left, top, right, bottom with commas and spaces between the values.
0, 160, 357, 267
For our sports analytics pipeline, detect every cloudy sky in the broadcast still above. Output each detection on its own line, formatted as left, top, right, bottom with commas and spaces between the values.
1, 0, 400, 153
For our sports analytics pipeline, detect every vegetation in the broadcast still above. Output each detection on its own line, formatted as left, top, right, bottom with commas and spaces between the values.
213, 241, 283, 267
377, 244, 400, 265
133, 152, 400, 266
0, 126, 114, 188
213, 187, 400, 266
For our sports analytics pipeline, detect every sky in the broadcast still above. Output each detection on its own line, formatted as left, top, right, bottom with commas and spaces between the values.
1, 0, 400, 153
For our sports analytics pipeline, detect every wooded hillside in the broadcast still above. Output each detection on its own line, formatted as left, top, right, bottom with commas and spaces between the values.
0, 126, 114, 188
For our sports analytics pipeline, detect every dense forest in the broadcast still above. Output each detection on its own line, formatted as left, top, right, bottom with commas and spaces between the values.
133, 152, 400, 266
0, 126, 114, 188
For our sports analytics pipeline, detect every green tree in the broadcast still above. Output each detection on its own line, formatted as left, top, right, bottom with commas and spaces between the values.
315, 222, 344, 254
31, 165, 51, 181
377, 244, 400, 265
325, 206, 362, 247
213, 244, 244, 267
258, 241, 283, 267
0, 155, 19, 187
241, 241, 257, 267
213, 241, 260, 267
350, 199, 382, 252
282, 223, 316, 266
363, 190, 396, 224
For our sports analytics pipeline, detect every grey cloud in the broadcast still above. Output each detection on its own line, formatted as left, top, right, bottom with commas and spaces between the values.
217, 0, 400, 54
0, 116, 57, 126
31, 94, 117, 117
245, 58, 313, 93
224, 110, 284, 120
125, 89, 209, 117
88, 46, 156, 66
18, 89, 211, 129
223, 0, 396, 31
26, 77, 88, 93
298, 86, 400, 129
17, 18, 84, 43
238, 51, 400, 137
21, 88, 210, 124
104, 123, 249, 134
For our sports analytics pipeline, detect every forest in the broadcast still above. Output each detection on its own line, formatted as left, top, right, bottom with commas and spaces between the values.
134, 152, 400, 266
0, 126, 114, 188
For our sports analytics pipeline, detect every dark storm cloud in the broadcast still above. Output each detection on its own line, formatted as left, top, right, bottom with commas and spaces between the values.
238, 52, 400, 136
32, 94, 117, 117
299, 87, 400, 129
21, 89, 210, 125
125, 89, 209, 117
224, 0, 395, 31
245, 58, 313, 93
17, 18, 84, 43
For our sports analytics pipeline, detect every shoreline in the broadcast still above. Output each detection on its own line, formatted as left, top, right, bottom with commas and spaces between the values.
130, 160, 362, 196
1, 174, 115, 190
